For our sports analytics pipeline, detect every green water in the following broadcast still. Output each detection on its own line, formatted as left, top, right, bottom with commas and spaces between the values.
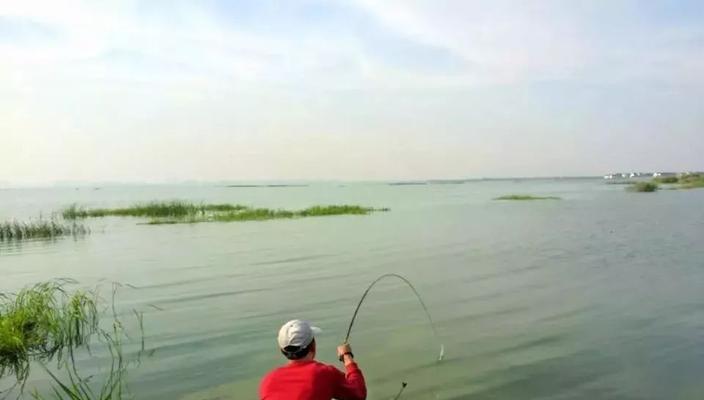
2, 180, 704, 399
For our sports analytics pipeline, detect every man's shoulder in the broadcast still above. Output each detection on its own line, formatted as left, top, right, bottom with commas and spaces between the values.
260, 365, 287, 386
260, 361, 341, 381
312, 361, 344, 376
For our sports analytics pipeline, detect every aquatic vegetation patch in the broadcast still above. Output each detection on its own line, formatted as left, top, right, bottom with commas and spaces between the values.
626, 182, 659, 192
493, 195, 561, 200
298, 205, 385, 216
62, 202, 248, 219
0, 220, 88, 241
145, 204, 389, 225
61, 202, 388, 225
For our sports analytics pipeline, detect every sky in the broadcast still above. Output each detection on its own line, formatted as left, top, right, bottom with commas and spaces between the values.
1, 0, 703, 184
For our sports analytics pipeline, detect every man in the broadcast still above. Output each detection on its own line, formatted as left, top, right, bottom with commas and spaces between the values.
259, 319, 367, 400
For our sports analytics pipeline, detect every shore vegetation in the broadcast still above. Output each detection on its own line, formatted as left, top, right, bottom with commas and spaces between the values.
627, 173, 704, 191
626, 173, 704, 192
653, 176, 679, 184
0, 281, 98, 386
0, 281, 145, 399
677, 173, 704, 189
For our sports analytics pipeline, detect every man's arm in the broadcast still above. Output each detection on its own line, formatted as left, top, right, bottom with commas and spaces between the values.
332, 343, 367, 400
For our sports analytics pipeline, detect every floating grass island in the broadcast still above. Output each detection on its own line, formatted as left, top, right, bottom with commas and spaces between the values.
62, 202, 249, 219
0, 220, 88, 242
62, 202, 389, 225
493, 195, 561, 201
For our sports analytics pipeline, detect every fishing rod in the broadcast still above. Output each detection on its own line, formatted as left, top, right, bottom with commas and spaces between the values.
392, 382, 408, 400
344, 273, 444, 399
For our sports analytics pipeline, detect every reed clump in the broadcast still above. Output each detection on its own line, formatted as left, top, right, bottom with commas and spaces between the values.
213, 208, 296, 222
627, 182, 659, 192
0, 281, 99, 384
0, 220, 88, 241
494, 195, 561, 200
299, 205, 378, 216
0, 281, 146, 399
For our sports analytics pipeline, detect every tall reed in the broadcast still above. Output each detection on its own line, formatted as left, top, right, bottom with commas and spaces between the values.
0, 281, 146, 399
0, 220, 88, 241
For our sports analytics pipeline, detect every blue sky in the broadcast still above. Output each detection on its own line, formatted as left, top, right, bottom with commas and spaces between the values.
1, 0, 703, 184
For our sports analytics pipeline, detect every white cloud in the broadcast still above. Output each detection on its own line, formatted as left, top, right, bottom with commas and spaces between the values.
352, 0, 704, 85
1, 1, 702, 184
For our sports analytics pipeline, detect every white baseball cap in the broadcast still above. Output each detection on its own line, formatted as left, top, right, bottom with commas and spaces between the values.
277, 320, 321, 349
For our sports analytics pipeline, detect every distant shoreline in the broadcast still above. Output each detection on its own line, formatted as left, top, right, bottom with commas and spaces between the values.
0, 176, 611, 189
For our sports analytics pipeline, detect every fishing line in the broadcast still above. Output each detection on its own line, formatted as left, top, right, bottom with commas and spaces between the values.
344, 273, 444, 399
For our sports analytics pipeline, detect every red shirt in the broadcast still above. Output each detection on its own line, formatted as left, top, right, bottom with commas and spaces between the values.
259, 360, 366, 400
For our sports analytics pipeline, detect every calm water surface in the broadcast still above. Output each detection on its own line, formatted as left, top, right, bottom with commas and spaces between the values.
2, 180, 704, 399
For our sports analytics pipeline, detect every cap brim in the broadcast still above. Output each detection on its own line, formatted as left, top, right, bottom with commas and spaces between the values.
311, 326, 322, 335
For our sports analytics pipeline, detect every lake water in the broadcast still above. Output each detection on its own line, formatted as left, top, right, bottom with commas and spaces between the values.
2, 179, 704, 399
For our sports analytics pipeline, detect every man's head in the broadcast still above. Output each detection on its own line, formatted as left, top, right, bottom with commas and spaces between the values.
277, 320, 320, 360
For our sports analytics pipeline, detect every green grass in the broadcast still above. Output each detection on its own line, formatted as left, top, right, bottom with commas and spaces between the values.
62, 202, 248, 219
627, 182, 659, 192
299, 205, 382, 216
1, 281, 147, 399
649, 174, 704, 190
677, 173, 704, 189
0, 281, 99, 384
653, 176, 679, 184
493, 195, 561, 201
680, 180, 704, 189
0, 220, 88, 241
146, 204, 389, 225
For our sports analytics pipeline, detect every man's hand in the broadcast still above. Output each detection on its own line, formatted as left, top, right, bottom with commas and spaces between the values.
337, 343, 354, 364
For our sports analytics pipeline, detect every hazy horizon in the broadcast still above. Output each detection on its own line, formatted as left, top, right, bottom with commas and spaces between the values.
5, 173, 700, 189
3, 1, 703, 185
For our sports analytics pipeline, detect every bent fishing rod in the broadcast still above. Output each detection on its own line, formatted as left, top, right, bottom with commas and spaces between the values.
343, 273, 444, 399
